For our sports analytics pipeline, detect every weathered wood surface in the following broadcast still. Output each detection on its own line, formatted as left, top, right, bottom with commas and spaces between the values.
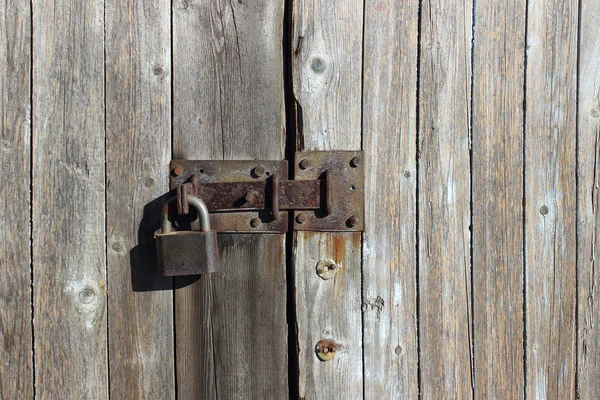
472, 0, 526, 398
172, 0, 287, 398
0, 1, 33, 398
32, 0, 108, 397
361, 0, 419, 397
291, 0, 363, 396
578, 0, 600, 397
525, 0, 578, 398
294, 232, 362, 399
4, 0, 600, 397
291, 0, 362, 150
418, 0, 473, 398
105, 0, 174, 398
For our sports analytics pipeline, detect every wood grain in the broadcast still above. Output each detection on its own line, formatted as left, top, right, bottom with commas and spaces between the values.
105, 0, 174, 398
0, 1, 33, 398
291, 0, 362, 151
291, 0, 364, 397
361, 0, 419, 397
294, 232, 362, 399
173, 0, 285, 158
525, 0, 578, 398
418, 0, 473, 398
172, 0, 287, 397
577, 0, 600, 396
472, 0, 526, 398
32, 0, 108, 397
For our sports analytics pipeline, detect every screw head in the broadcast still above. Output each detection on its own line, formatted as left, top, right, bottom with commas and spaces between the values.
252, 166, 265, 178
172, 166, 184, 176
350, 156, 361, 168
315, 339, 339, 361
316, 259, 337, 280
296, 213, 307, 224
299, 159, 311, 170
250, 217, 261, 227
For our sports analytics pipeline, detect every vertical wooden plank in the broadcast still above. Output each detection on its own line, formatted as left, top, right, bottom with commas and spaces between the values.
472, 0, 526, 398
578, 0, 600, 396
105, 0, 174, 398
418, 0, 473, 398
172, 0, 287, 398
362, 0, 419, 397
291, 0, 363, 396
525, 0, 578, 398
0, 1, 33, 398
294, 233, 363, 399
32, 0, 108, 397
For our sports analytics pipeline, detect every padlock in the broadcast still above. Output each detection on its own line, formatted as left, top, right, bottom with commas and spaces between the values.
155, 194, 219, 276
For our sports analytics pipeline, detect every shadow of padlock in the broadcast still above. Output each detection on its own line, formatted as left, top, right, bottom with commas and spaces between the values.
154, 195, 219, 276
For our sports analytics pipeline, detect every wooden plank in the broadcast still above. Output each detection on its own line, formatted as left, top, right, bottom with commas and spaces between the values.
0, 1, 33, 398
472, 0, 526, 398
577, 0, 600, 396
294, 232, 362, 399
32, 0, 108, 397
291, 0, 363, 397
172, 0, 287, 398
525, 0, 578, 398
418, 0, 473, 398
105, 0, 174, 398
361, 0, 419, 397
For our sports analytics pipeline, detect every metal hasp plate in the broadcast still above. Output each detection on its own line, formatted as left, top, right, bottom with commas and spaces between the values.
294, 151, 364, 232
168, 151, 364, 232
170, 160, 289, 233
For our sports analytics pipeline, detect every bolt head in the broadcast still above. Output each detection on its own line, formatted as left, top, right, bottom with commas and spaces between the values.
347, 215, 359, 227
172, 166, 184, 176
316, 259, 337, 280
315, 339, 338, 361
296, 213, 307, 224
299, 159, 311, 170
350, 156, 361, 168
250, 217, 261, 227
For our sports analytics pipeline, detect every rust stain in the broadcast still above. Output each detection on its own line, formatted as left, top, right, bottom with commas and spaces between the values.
331, 233, 347, 262
98, 280, 106, 295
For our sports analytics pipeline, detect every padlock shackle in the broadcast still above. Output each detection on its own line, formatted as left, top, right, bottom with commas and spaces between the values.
161, 195, 211, 233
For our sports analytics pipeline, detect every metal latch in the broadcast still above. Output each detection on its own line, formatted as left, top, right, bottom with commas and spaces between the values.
167, 151, 364, 233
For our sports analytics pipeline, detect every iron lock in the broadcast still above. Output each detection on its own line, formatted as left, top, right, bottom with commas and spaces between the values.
155, 194, 219, 276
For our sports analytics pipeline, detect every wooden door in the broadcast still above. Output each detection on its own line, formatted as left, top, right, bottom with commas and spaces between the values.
1, 0, 599, 398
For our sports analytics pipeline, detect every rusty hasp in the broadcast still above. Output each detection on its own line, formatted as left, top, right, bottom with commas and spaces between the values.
167, 151, 364, 232
170, 160, 289, 233
294, 151, 364, 232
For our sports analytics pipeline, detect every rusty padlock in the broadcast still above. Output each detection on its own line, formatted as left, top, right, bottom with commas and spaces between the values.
155, 194, 219, 276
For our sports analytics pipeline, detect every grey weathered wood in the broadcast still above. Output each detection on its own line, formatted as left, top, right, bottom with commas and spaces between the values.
418, 0, 473, 397
525, 0, 578, 398
362, 0, 419, 397
32, 0, 108, 397
472, 0, 526, 398
291, 0, 364, 397
0, 1, 33, 398
577, 0, 600, 396
172, 0, 287, 397
105, 0, 174, 398
291, 0, 362, 151
294, 232, 362, 399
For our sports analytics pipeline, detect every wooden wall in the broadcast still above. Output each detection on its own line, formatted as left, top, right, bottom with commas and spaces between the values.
1, 0, 598, 398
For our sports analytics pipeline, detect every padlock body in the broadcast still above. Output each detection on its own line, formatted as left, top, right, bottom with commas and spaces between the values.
155, 230, 219, 276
